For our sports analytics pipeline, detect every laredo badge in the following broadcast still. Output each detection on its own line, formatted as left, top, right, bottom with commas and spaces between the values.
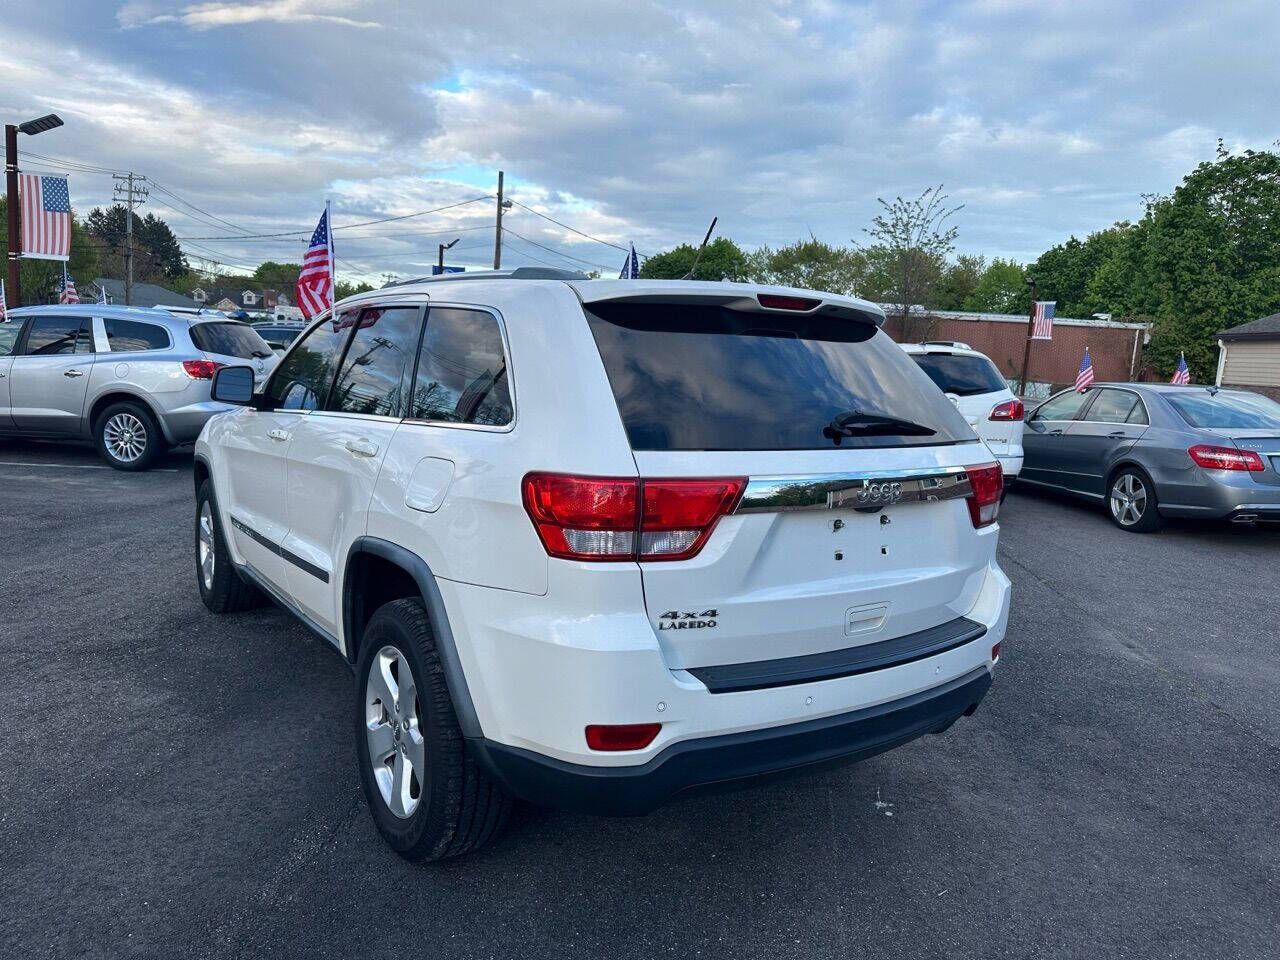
658, 609, 718, 630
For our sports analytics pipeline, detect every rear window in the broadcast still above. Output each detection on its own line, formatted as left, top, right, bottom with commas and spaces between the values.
1167, 391, 1280, 429
105, 318, 170, 352
911, 352, 1008, 396
189, 322, 272, 359
584, 302, 975, 451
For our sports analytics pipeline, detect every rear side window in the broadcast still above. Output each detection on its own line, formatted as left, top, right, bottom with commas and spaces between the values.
267, 313, 353, 411
190, 322, 271, 359
0, 322, 21, 356
912, 353, 1007, 396
1033, 390, 1090, 422
23, 316, 92, 355
584, 302, 974, 451
329, 307, 422, 417
410, 307, 512, 426
1083, 388, 1138, 423
1167, 391, 1280, 429
104, 318, 170, 352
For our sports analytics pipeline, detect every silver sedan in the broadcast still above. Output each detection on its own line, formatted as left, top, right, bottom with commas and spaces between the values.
1018, 382, 1280, 532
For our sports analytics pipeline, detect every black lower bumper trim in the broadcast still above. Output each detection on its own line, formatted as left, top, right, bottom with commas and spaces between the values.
470, 667, 992, 817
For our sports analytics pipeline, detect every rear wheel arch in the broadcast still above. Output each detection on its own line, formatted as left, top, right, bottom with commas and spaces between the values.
342, 538, 482, 739
88, 390, 168, 441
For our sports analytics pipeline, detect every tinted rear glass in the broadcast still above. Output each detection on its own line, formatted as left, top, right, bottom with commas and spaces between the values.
189, 322, 272, 359
1167, 391, 1280, 429
584, 303, 974, 450
912, 353, 1007, 396
105, 318, 170, 352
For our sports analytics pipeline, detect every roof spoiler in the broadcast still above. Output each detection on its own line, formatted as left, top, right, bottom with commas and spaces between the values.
570, 286, 885, 328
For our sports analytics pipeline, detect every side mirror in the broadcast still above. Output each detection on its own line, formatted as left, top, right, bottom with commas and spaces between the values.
211, 365, 255, 405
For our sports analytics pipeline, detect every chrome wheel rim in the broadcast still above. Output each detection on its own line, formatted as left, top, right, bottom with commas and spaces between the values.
103, 412, 147, 462
365, 646, 424, 819
1110, 473, 1147, 526
198, 501, 215, 590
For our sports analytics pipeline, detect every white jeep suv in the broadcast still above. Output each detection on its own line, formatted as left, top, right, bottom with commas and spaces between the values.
194, 268, 1011, 860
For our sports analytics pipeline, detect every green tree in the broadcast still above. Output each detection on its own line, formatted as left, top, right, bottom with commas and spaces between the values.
745, 236, 867, 295
85, 205, 186, 283
1028, 226, 1126, 318
335, 279, 375, 299
639, 238, 749, 281
253, 261, 300, 290
933, 254, 987, 310
963, 259, 1027, 313
0, 196, 98, 305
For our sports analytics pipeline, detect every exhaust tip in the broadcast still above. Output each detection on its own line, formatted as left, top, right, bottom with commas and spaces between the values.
1232, 513, 1259, 524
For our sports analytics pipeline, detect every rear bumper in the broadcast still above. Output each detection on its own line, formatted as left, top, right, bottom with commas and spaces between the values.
158, 400, 238, 444
1157, 472, 1280, 519
471, 666, 992, 816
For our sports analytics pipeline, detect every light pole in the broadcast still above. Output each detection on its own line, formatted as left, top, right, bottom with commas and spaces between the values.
1017, 277, 1038, 397
438, 237, 459, 273
5, 113, 64, 307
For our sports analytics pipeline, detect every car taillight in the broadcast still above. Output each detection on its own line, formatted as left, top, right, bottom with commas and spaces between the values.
522, 473, 745, 562
989, 399, 1024, 421
585, 723, 662, 751
183, 359, 222, 380
965, 462, 1003, 528
1188, 444, 1263, 471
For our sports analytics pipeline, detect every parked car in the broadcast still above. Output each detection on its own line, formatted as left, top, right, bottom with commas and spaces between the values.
193, 268, 1011, 860
900, 342, 1024, 487
0, 305, 276, 470
251, 321, 307, 355
1019, 382, 1280, 531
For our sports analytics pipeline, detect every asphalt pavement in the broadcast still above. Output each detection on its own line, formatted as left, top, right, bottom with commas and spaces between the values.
1, 439, 1277, 960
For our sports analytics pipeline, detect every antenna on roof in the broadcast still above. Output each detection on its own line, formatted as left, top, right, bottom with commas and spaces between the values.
681, 217, 718, 280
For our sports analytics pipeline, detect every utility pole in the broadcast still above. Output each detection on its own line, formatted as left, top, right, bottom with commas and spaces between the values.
492, 170, 505, 269
112, 172, 148, 305
5, 125, 19, 307
1017, 279, 1038, 397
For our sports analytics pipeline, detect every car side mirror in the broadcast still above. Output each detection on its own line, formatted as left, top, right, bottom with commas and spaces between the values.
211, 365, 255, 405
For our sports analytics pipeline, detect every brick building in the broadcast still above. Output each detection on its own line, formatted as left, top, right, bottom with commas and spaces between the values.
881, 308, 1150, 398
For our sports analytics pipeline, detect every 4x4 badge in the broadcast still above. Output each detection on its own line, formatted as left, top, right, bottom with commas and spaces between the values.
658, 610, 718, 630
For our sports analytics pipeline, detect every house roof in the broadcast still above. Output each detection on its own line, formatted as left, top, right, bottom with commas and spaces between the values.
94, 277, 197, 308
1219, 312, 1280, 340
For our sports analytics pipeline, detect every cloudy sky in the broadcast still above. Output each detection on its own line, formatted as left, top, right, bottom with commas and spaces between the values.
3, 0, 1277, 282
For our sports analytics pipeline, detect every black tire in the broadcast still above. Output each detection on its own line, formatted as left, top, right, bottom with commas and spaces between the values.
354, 598, 512, 861
94, 400, 164, 471
1106, 465, 1164, 533
195, 480, 264, 612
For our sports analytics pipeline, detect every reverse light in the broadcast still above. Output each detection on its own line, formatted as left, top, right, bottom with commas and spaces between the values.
989, 399, 1024, 421
1188, 444, 1263, 472
586, 723, 662, 751
964, 462, 1004, 528
182, 359, 222, 380
522, 473, 746, 562
757, 293, 821, 311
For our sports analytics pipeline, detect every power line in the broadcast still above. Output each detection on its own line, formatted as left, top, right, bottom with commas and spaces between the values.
500, 227, 616, 271
175, 195, 494, 240
507, 198, 639, 256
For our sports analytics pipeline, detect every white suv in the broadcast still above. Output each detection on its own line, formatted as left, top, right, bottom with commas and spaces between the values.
900, 342, 1025, 485
194, 269, 1011, 860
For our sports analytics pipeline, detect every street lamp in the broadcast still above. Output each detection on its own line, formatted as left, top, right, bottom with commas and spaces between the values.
438, 237, 459, 273
6, 113, 65, 307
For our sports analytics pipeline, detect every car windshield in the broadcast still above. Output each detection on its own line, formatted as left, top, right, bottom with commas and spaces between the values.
911, 352, 1008, 396
1167, 391, 1280, 429
190, 321, 273, 359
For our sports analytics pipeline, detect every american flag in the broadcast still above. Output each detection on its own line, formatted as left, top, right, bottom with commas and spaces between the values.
20, 174, 72, 261
59, 266, 80, 304
295, 206, 334, 318
0, 279, 7, 322
98, 284, 110, 304
619, 242, 639, 279
1171, 352, 1191, 385
1074, 347, 1095, 392
1032, 300, 1055, 339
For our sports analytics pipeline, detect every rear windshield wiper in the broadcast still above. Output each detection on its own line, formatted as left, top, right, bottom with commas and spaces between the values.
823, 409, 937, 445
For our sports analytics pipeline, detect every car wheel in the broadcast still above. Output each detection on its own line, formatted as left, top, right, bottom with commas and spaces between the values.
355, 598, 512, 861
1107, 466, 1164, 533
195, 480, 264, 613
95, 401, 164, 471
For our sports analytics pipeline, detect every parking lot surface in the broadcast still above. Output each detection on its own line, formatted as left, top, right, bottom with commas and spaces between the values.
2, 440, 1278, 960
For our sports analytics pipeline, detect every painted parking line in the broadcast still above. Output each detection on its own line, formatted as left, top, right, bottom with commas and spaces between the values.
0, 460, 179, 472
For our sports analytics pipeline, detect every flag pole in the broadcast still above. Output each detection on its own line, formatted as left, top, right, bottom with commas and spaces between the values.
326, 197, 334, 314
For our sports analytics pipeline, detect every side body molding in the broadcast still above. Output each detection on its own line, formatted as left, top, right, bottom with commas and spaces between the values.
342, 536, 482, 739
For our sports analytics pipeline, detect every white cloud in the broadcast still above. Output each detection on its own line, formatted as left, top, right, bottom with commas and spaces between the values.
117, 0, 380, 30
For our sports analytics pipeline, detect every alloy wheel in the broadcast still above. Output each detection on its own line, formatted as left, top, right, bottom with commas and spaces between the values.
365, 645, 425, 819
197, 501, 216, 590
1110, 473, 1147, 527
103, 412, 148, 463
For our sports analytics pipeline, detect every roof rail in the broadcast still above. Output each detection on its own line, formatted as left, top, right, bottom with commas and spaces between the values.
382, 267, 588, 288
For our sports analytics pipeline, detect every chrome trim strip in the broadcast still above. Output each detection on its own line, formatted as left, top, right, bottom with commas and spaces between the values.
734, 466, 973, 514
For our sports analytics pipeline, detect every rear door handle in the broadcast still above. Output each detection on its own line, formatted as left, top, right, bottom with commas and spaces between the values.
1048, 429, 1064, 436
267, 428, 290, 443
346, 438, 379, 458
1108, 430, 1127, 438
63, 369, 84, 378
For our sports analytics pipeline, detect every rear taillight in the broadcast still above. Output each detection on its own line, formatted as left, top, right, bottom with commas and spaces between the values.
522, 473, 745, 562
965, 462, 1003, 528
1188, 444, 1263, 472
585, 723, 662, 751
989, 399, 1024, 421
182, 359, 221, 380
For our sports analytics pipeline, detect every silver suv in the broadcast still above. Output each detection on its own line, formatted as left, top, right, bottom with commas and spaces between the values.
0, 304, 276, 470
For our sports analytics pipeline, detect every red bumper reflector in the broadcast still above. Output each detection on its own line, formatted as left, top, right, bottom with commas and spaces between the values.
991, 641, 1002, 663
585, 723, 662, 751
